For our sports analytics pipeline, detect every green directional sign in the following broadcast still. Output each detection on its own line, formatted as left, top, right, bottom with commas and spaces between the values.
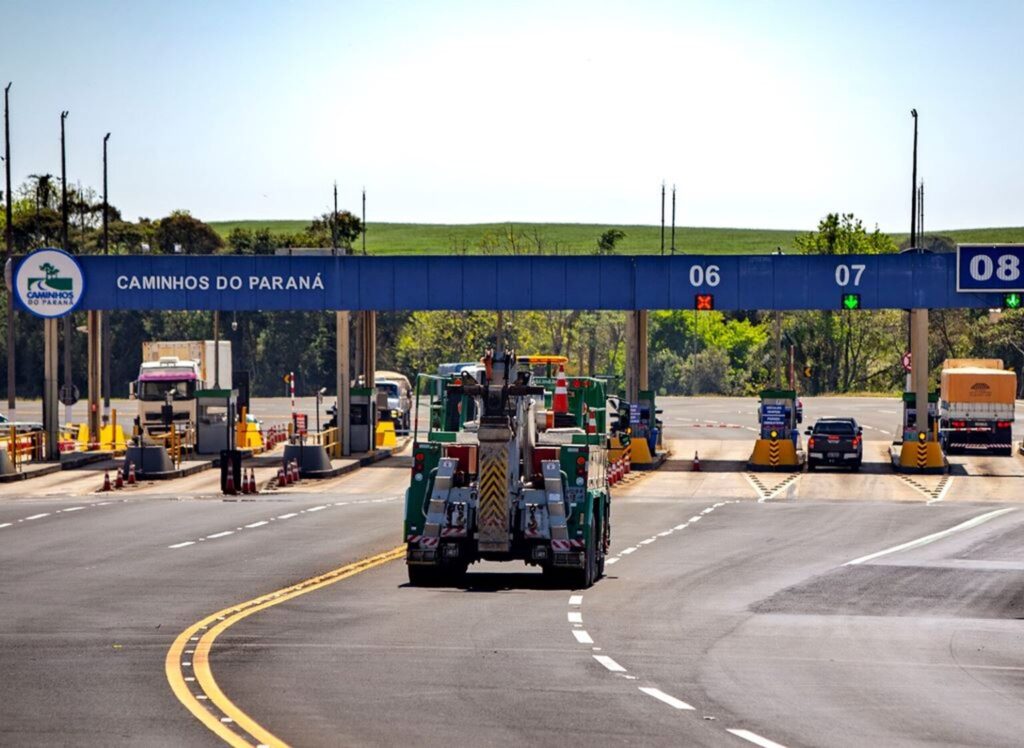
841, 293, 862, 310
1004, 292, 1023, 310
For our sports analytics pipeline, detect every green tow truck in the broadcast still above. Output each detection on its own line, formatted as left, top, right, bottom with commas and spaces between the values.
403, 352, 612, 588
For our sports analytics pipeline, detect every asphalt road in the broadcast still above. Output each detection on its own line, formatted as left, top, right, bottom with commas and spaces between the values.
2, 404, 1023, 746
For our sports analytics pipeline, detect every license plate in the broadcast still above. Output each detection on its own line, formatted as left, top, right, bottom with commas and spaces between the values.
828, 452, 840, 459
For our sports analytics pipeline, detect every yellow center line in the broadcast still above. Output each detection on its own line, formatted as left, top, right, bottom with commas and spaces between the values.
166, 545, 406, 747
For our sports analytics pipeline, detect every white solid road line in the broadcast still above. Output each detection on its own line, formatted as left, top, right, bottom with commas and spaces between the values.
573, 630, 594, 644
926, 477, 955, 505
846, 507, 1016, 566
568, 595, 583, 606
727, 728, 788, 748
168, 541, 196, 549
593, 655, 627, 672
638, 687, 694, 710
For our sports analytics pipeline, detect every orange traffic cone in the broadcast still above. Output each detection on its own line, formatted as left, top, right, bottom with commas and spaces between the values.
127, 462, 137, 485
291, 460, 300, 483
249, 469, 258, 495
101, 471, 111, 491
692, 451, 701, 472
115, 469, 124, 489
587, 408, 597, 435
552, 364, 569, 414
279, 465, 290, 487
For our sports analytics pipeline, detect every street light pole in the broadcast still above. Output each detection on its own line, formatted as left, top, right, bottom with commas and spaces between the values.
102, 133, 111, 416
910, 108, 918, 249
4, 82, 15, 420
60, 110, 73, 425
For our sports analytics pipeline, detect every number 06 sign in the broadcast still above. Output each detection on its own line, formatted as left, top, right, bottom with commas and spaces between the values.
957, 245, 1024, 293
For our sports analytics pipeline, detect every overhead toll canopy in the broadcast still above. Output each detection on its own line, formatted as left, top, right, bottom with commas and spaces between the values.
9, 245, 1021, 312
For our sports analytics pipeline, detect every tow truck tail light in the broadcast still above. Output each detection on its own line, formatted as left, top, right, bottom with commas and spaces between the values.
997, 421, 1012, 429
951, 420, 966, 428
807, 437, 814, 449
852, 435, 861, 448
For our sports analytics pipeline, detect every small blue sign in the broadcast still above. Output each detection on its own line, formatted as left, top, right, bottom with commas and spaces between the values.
629, 404, 640, 424
956, 245, 1024, 292
761, 404, 787, 426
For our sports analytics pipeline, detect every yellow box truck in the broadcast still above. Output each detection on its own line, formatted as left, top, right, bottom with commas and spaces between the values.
939, 359, 1016, 455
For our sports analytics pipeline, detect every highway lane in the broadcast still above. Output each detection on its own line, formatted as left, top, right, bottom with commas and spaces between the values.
2, 431, 1023, 746
204, 450, 1024, 747
0, 456, 412, 746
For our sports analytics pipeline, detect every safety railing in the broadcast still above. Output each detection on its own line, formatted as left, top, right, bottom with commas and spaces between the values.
1, 428, 46, 470
148, 424, 194, 469
308, 426, 341, 459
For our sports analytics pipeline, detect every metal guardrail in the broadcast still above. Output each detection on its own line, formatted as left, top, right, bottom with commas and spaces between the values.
307, 427, 341, 459
1, 428, 45, 470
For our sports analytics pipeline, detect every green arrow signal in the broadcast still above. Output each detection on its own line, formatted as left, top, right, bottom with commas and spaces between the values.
1004, 292, 1022, 310
841, 293, 861, 310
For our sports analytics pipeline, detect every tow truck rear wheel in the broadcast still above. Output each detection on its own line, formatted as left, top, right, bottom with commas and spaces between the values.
407, 563, 443, 587
569, 517, 597, 589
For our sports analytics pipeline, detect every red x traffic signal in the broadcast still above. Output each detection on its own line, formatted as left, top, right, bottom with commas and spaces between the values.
695, 294, 714, 311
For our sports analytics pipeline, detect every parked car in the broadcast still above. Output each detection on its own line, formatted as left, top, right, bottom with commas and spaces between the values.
0, 412, 44, 434
806, 417, 863, 471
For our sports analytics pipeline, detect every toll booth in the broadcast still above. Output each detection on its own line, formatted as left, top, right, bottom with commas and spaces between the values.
895, 391, 946, 472
195, 389, 237, 455
749, 388, 804, 470
620, 389, 663, 467
349, 386, 373, 453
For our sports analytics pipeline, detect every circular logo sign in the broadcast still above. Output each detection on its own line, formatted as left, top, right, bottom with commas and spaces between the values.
14, 248, 86, 318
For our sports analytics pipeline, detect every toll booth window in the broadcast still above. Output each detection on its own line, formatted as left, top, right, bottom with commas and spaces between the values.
139, 380, 197, 401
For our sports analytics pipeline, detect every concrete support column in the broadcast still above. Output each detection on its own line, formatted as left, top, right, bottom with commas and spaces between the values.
910, 308, 929, 432
336, 311, 351, 456
87, 310, 102, 447
43, 319, 60, 461
361, 311, 376, 389
625, 310, 649, 402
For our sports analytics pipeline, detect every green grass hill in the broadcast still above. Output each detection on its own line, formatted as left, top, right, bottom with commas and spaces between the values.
208, 220, 1024, 255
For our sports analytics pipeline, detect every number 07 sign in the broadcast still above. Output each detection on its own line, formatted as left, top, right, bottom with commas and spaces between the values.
957, 245, 1024, 292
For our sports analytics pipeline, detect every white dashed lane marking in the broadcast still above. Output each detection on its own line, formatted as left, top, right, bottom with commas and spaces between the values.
24, 513, 50, 521
727, 728, 788, 748
639, 687, 695, 710
168, 496, 401, 549
593, 655, 627, 672
567, 611, 583, 624
568, 595, 583, 606
572, 630, 594, 644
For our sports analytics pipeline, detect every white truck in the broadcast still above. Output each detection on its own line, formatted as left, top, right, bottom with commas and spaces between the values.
132, 341, 232, 433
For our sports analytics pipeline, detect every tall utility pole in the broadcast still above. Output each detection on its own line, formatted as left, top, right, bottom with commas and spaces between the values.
361, 187, 366, 255
331, 181, 338, 254
60, 110, 73, 426
910, 108, 918, 249
670, 184, 676, 254
659, 182, 665, 255
5, 82, 15, 421
101, 133, 111, 418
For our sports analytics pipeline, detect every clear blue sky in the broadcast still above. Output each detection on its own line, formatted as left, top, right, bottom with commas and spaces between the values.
4, 0, 1022, 231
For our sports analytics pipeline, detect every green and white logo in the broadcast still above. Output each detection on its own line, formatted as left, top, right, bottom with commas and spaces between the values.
14, 248, 86, 318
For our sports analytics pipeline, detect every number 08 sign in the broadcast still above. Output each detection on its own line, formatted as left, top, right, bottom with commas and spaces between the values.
957, 245, 1024, 292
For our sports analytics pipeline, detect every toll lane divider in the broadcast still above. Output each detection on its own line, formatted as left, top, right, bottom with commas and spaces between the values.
166, 545, 405, 747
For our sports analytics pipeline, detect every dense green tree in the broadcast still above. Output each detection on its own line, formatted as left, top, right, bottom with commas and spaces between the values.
154, 210, 224, 254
